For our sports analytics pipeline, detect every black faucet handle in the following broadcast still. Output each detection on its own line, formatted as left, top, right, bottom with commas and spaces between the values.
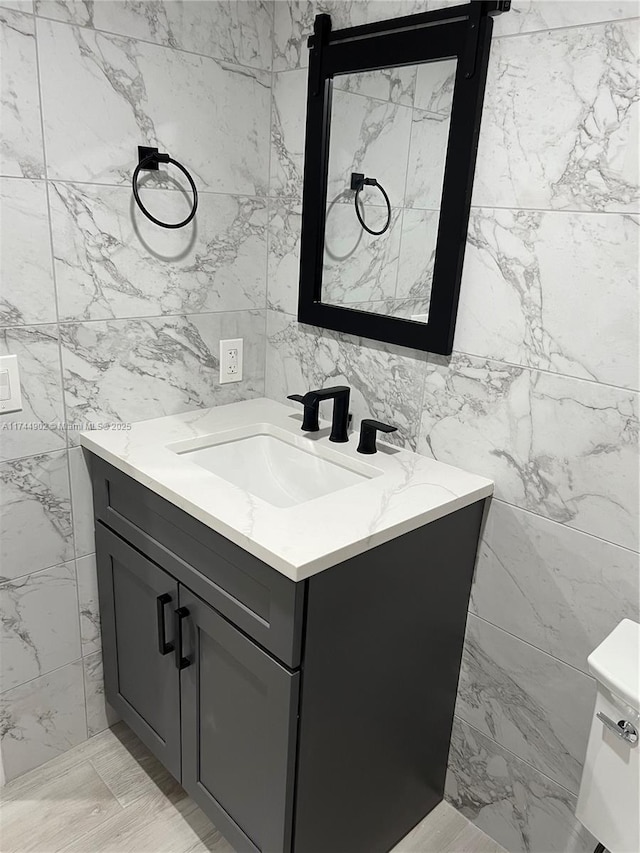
287, 393, 320, 432
307, 385, 350, 402
357, 419, 397, 454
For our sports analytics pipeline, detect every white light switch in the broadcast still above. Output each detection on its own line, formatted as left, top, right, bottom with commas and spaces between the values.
219, 338, 243, 384
0, 355, 22, 414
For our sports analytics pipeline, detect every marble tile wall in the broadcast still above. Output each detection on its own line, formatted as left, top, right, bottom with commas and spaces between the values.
0, 0, 271, 782
265, 3, 639, 852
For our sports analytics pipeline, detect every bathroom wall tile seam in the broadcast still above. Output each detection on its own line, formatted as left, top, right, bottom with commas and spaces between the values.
24, 11, 275, 75
450, 713, 582, 799
264, 52, 278, 368
493, 13, 640, 39
447, 348, 640, 395
24, 15, 80, 731
466, 610, 599, 683
263, 306, 640, 397
6, 180, 634, 218
0, 653, 85, 697
469, 203, 640, 216
1, 308, 271, 330
488, 496, 640, 556
266, 12, 640, 74
0, 175, 280, 204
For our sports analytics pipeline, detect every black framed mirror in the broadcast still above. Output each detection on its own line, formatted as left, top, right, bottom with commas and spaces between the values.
297, 1, 511, 355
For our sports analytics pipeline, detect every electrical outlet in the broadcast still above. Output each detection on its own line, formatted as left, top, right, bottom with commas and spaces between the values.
219, 338, 243, 384
0, 355, 22, 414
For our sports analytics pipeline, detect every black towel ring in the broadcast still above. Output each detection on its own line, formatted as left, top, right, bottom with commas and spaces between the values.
350, 172, 391, 236
132, 146, 198, 229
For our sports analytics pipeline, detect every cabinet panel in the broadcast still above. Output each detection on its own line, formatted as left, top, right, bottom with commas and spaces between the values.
180, 587, 299, 853
96, 523, 181, 780
90, 456, 305, 668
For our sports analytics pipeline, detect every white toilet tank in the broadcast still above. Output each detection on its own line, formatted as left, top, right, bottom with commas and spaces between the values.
576, 619, 639, 853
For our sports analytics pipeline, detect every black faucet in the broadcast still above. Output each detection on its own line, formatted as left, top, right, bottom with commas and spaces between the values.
357, 419, 397, 454
287, 386, 351, 443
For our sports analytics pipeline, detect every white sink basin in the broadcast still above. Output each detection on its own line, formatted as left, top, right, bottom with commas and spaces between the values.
168, 424, 381, 508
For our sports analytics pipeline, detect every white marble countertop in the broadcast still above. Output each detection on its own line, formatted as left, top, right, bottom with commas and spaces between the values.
80, 398, 493, 581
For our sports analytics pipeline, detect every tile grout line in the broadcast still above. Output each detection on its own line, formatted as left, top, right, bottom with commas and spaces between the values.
492, 13, 640, 41
26, 9, 274, 77
0, 655, 85, 699
2, 173, 637, 216
466, 611, 598, 682
452, 714, 582, 800
490, 496, 640, 555
22, 11, 85, 732
263, 307, 640, 395
263, 13, 276, 388
0, 306, 269, 332
267, 11, 640, 80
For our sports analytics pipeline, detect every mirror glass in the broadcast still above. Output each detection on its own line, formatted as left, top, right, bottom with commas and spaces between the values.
322, 57, 457, 322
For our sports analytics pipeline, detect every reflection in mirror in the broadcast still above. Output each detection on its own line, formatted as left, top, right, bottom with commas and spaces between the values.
322, 57, 457, 323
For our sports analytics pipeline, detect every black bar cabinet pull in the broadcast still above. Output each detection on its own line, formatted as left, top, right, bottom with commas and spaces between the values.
174, 607, 190, 670
156, 593, 174, 655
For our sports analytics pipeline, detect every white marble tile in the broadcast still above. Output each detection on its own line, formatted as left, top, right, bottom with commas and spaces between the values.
267, 200, 302, 315
333, 65, 417, 106
457, 209, 639, 389
471, 500, 640, 674
272, 0, 315, 72
0, 1, 34, 11
0, 561, 81, 693
60, 311, 266, 441
35, 0, 274, 70
473, 21, 639, 211
0, 326, 66, 461
327, 89, 413, 208
83, 652, 118, 737
323, 203, 402, 305
493, 1, 639, 38
37, 18, 271, 192
270, 68, 308, 199
0, 450, 74, 582
68, 446, 94, 559
418, 354, 639, 551
413, 58, 456, 115
0, 179, 56, 326
49, 182, 268, 321
405, 108, 451, 210
76, 554, 99, 656
0, 9, 44, 178
456, 615, 595, 794
396, 208, 439, 302
265, 310, 427, 449
446, 718, 597, 853
0, 659, 87, 782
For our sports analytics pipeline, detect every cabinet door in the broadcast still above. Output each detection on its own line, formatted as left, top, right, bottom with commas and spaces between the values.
179, 587, 300, 853
96, 523, 181, 779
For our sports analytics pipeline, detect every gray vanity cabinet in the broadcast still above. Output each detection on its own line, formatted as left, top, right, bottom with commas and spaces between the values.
95, 524, 182, 779
90, 454, 486, 853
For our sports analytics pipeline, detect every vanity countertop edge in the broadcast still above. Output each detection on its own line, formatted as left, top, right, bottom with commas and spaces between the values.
80, 397, 493, 581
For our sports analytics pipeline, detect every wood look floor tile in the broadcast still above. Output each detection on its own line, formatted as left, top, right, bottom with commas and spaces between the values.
1, 760, 123, 853
1, 723, 508, 853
